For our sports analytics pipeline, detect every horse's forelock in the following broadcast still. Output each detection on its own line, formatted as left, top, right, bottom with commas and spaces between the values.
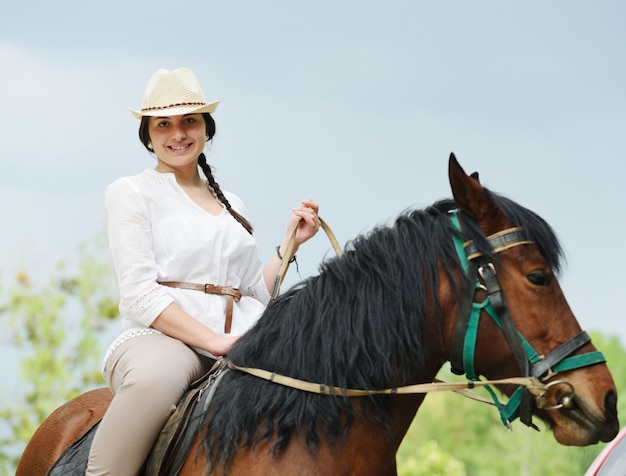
490, 192, 564, 273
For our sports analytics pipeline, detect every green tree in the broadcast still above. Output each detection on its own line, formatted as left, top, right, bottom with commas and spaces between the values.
0, 237, 118, 474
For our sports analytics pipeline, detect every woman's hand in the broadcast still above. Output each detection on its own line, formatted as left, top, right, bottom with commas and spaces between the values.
263, 199, 321, 293
206, 334, 240, 356
287, 198, 321, 248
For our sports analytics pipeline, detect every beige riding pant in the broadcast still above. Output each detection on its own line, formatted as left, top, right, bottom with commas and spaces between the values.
86, 333, 213, 476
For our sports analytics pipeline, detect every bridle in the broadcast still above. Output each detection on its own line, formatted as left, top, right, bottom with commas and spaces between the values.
227, 213, 606, 429
448, 211, 606, 429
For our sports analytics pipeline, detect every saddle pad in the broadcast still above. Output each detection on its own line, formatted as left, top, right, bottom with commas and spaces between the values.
46, 365, 228, 476
47, 422, 100, 476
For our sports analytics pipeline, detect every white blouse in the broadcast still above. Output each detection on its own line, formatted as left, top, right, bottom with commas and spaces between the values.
102, 168, 271, 361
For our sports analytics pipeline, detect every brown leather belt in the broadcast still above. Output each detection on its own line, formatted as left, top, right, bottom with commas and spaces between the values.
158, 281, 242, 334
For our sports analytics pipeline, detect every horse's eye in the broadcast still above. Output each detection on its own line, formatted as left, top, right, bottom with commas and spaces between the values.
527, 271, 550, 286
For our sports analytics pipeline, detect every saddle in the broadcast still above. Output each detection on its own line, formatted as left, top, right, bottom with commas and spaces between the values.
47, 362, 228, 476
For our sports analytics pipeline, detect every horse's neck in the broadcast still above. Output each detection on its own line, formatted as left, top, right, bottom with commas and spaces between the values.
389, 394, 428, 448
385, 360, 443, 448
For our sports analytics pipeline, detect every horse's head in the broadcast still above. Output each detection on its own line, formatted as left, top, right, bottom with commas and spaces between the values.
444, 153, 618, 446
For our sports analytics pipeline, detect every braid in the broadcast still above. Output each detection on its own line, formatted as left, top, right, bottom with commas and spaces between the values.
198, 153, 253, 235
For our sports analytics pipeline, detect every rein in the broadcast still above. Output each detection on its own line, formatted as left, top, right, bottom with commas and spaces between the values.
227, 360, 546, 398
270, 216, 343, 300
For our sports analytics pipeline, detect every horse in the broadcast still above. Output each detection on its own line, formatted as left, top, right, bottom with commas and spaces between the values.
16, 154, 619, 475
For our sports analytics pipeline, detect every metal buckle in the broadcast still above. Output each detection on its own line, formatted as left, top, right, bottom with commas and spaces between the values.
478, 262, 496, 280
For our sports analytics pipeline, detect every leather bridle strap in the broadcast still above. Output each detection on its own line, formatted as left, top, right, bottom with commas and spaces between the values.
464, 227, 533, 260
530, 331, 595, 380
478, 263, 531, 382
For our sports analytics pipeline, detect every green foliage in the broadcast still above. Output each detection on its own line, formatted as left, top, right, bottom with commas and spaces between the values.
397, 332, 626, 475
0, 236, 118, 473
399, 440, 466, 476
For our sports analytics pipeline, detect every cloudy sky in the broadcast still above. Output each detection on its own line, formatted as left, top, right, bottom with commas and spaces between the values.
2, 1, 625, 353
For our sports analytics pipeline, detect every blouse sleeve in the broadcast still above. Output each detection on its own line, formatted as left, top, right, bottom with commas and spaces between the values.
243, 273, 272, 306
103, 178, 174, 326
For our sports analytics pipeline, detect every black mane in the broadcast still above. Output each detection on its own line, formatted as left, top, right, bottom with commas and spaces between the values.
201, 190, 563, 470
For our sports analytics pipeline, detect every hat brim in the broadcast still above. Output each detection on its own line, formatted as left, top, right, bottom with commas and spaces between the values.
129, 100, 219, 119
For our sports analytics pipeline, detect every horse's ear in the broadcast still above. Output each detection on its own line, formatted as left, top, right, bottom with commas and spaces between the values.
448, 153, 509, 234
470, 171, 480, 183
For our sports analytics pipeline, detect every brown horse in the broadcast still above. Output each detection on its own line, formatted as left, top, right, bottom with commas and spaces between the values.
17, 154, 619, 475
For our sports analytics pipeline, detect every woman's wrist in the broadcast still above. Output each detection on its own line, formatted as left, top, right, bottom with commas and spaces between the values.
275, 245, 297, 263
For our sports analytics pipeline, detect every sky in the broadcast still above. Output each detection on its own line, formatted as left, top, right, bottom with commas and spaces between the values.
1, 1, 626, 375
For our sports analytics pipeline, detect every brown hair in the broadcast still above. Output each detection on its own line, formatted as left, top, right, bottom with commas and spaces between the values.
138, 113, 253, 234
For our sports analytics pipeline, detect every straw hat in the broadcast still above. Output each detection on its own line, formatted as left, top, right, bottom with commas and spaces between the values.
129, 68, 219, 119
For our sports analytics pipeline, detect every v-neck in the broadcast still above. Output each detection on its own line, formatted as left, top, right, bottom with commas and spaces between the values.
150, 169, 226, 217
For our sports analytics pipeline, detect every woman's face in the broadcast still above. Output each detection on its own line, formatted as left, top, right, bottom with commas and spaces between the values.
148, 113, 206, 172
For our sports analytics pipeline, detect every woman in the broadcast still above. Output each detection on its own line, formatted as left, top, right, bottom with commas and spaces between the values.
86, 67, 320, 475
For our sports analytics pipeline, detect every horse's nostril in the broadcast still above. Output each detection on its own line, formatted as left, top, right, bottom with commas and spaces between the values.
597, 391, 620, 442
605, 391, 618, 423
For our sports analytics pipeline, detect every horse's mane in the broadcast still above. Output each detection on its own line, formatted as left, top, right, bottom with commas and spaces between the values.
201, 190, 563, 471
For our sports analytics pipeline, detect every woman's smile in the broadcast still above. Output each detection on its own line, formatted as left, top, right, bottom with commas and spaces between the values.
169, 143, 193, 152
149, 113, 207, 171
